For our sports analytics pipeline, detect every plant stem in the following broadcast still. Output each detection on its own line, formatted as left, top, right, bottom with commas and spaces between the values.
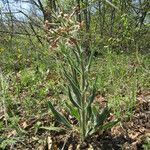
81, 92, 86, 141
80, 50, 86, 141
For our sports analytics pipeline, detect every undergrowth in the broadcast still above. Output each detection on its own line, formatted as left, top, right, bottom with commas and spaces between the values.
0, 39, 150, 148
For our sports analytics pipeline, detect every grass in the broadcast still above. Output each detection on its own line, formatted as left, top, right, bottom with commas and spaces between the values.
0, 38, 149, 148
94, 50, 149, 118
0, 42, 149, 116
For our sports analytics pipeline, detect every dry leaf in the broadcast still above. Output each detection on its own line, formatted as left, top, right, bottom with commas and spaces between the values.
22, 121, 28, 129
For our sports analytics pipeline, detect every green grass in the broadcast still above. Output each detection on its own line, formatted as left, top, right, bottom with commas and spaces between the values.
0, 43, 149, 118
0, 38, 149, 147
94, 50, 150, 118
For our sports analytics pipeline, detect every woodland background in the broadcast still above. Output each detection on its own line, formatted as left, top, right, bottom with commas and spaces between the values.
0, 0, 150, 149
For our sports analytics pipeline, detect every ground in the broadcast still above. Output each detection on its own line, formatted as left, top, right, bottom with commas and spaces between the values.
1, 90, 149, 150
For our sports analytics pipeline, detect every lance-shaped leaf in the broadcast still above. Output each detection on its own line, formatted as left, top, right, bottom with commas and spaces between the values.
87, 106, 112, 136
65, 56, 80, 88
72, 48, 80, 65
72, 68, 80, 88
48, 101, 72, 129
87, 77, 97, 109
101, 119, 119, 131
65, 102, 80, 120
86, 105, 92, 121
86, 50, 94, 72
95, 106, 110, 127
87, 82, 96, 107
66, 55, 81, 74
63, 67, 81, 105
68, 87, 81, 108
86, 84, 96, 121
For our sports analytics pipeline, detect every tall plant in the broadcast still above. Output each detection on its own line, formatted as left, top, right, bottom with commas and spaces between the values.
45, 9, 119, 140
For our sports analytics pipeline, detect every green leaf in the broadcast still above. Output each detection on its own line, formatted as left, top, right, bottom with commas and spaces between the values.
65, 102, 80, 120
101, 119, 119, 131
68, 87, 81, 108
72, 48, 80, 65
87, 108, 118, 136
66, 55, 81, 74
40, 126, 65, 132
95, 106, 110, 127
86, 105, 92, 121
88, 105, 99, 127
72, 68, 80, 87
86, 50, 94, 72
86, 77, 98, 121
63, 67, 81, 105
87, 77, 97, 107
92, 105, 99, 117
87, 88, 96, 106
47, 101, 72, 129
0, 137, 17, 149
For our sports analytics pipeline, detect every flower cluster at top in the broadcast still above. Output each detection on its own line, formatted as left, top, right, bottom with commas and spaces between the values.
44, 10, 84, 50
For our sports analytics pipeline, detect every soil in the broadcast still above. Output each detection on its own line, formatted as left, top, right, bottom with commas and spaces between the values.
1, 91, 150, 150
